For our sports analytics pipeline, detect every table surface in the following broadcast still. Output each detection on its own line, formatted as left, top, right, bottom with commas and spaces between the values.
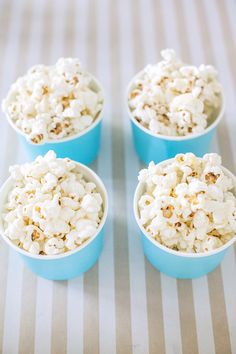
0, 0, 236, 353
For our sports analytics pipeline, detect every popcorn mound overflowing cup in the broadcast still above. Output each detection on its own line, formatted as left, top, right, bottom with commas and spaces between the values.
134, 153, 236, 278
127, 49, 224, 165
2, 58, 104, 164
0, 151, 108, 280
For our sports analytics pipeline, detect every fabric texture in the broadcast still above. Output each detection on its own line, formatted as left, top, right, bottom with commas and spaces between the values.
0, 0, 236, 353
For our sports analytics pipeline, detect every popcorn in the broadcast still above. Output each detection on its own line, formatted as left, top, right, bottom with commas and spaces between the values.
81, 194, 102, 213
128, 49, 222, 137
44, 238, 65, 255
3, 151, 104, 255
2, 58, 103, 144
137, 153, 236, 253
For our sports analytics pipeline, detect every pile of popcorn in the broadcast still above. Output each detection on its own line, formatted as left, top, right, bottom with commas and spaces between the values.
138, 153, 236, 253
3, 151, 104, 255
2, 58, 103, 144
128, 49, 222, 136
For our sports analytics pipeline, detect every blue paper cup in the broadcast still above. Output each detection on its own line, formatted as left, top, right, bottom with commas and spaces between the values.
6, 76, 104, 165
133, 159, 236, 279
0, 161, 108, 280
127, 74, 225, 165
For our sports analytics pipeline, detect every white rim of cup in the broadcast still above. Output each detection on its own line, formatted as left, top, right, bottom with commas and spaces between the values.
133, 157, 236, 258
126, 69, 225, 141
5, 74, 105, 145
0, 160, 108, 260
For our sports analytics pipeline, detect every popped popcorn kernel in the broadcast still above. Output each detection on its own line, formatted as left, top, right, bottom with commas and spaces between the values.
2, 58, 103, 144
138, 153, 236, 253
3, 151, 104, 255
128, 49, 222, 137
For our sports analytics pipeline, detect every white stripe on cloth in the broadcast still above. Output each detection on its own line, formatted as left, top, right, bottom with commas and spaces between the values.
96, 0, 116, 353
2, 0, 36, 353
34, 278, 53, 354
118, 0, 150, 352
0, 0, 26, 182
158, 2, 184, 353
66, 1, 88, 353
202, 1, 236, 352
34, 1, 68, 353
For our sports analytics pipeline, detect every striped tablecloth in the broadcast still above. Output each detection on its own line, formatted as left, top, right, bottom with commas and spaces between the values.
0, 0, 236, 353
